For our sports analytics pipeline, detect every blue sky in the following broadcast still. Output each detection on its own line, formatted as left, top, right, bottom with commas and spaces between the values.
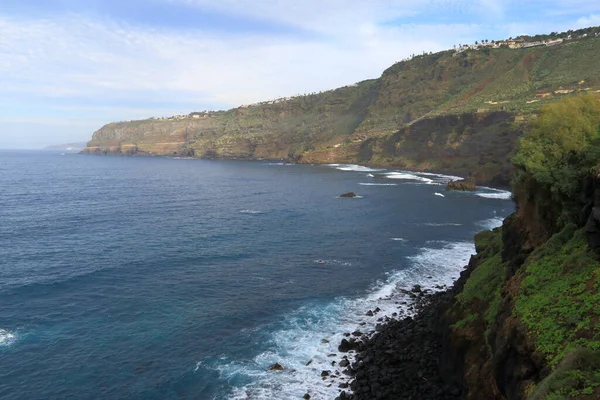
1, 0, 599, 148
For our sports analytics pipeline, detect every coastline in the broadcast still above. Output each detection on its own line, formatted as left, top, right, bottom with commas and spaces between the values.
78, 152, 512, 191
332, 240, 485, 400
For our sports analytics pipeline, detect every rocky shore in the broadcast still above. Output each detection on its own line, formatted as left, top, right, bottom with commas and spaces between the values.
332, 268, 476, 399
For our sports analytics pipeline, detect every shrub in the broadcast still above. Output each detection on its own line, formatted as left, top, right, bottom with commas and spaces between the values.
513, 93, 600, 200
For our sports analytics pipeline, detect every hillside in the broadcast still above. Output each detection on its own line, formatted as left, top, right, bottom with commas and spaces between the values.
83, 29, 600, 185
341, 93, 600, 400
435, 94, 600, 399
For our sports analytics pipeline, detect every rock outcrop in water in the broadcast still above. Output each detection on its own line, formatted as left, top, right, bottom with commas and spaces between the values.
446, 176, 477, 191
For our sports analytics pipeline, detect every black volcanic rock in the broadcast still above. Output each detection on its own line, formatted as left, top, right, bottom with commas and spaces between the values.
268, 363, 285, 371
446, 176, 476, 191
343, 290, 464, 400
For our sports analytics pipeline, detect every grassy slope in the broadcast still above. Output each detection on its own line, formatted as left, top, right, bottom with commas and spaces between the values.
451, 224, 600, 398
84, 37, 600, 184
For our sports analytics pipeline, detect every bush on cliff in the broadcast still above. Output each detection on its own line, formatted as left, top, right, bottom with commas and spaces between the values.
514, 227, 600, 368
529, 347, 600, 399
513, 94, 600, 222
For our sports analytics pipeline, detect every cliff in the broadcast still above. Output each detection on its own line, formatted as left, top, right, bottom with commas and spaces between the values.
83, 34, 600, 185
342, 94, 600, 399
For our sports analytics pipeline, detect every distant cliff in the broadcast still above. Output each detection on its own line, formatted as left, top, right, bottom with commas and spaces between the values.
83, 35, 600, 185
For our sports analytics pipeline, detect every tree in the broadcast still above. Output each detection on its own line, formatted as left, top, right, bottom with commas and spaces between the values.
513, 93, 600, 198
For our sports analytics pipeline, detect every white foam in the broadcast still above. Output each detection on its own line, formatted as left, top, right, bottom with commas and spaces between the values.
480, 217, 504, 230
240, 210, 262, 214
434, 192, 445, 197
213, 241, 476, 399
0, 329, 16, 348
417, 172, 464, 181
476, 191, 512, 200
358, 183, 398, 186
194, 361, 203, 372
333, 164, 385, 173
390, 238, 407, 242
314, 259, 353, 266
366, 174, 374, 178
384, 172, 434, 184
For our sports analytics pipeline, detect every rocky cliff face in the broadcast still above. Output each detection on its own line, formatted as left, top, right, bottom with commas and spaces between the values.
83, 38, 600, 186
443, 173, 600, 399
342, 172, 600, 400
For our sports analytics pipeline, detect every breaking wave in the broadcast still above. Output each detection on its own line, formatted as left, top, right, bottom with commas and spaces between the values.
475, 191, 512, 200
330, 164, 385, 173
211, 240, 476, 399
384, 172, 434, 183
0, 329, 16, 348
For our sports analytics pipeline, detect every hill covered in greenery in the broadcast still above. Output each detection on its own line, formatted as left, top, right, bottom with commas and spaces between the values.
442, 93, 600, 399
83, 26, 600, 185
340, 93, 600, 400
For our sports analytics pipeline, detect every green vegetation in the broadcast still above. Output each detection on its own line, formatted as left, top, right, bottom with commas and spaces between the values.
449, 91, 600, 398
451, 229, 506, 337
87, 30, 600, 186
513, 93, 600, 200
529, 348, 600, 399
514, 228, 600, 366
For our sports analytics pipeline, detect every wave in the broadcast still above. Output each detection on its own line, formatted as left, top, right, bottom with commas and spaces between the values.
331, 164, 385, 173
390, 238, 407, 242
358, 183, 398, 186
313, 259, 352, 266
211, 241, 475, 399
417, 172, 463, 181
240, 210, 262, 214
0, 329, 16, 348
383, 172, 434, 184
366, 174, 374, 178
476, 191, 512, 200
434, 192, 445, 197
480, 217, 504, 230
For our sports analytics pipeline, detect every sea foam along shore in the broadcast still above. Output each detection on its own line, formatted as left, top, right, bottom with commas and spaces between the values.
220, 239, 479, 400
339, 284, 466, 400
218, 165, 510, 400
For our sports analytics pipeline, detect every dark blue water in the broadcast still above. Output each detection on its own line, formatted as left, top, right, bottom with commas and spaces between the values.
0, 151, 512, 399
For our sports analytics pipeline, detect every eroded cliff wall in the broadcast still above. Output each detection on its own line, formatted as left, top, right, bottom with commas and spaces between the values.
83, 38, 600, 186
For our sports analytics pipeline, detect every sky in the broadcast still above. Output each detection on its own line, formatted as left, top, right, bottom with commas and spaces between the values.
1, 0, 600, 148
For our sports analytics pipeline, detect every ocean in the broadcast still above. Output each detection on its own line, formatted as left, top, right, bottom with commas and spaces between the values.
0, 150, 513, 399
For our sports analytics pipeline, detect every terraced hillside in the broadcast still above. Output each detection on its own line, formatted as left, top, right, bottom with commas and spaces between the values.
83, 32, 600, 185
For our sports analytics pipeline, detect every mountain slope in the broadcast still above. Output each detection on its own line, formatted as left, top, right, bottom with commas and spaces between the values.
83, 33, 600, 185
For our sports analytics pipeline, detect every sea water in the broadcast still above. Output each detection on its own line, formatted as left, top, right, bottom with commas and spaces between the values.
0, 151, 513, 399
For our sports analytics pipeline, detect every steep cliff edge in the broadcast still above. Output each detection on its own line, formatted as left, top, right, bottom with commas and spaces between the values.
83, 36, 600, 186
343, 94, 600, 399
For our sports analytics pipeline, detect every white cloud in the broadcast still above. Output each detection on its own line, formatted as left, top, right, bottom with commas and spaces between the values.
0, 13, 467, 110
1, 0, 600, 147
